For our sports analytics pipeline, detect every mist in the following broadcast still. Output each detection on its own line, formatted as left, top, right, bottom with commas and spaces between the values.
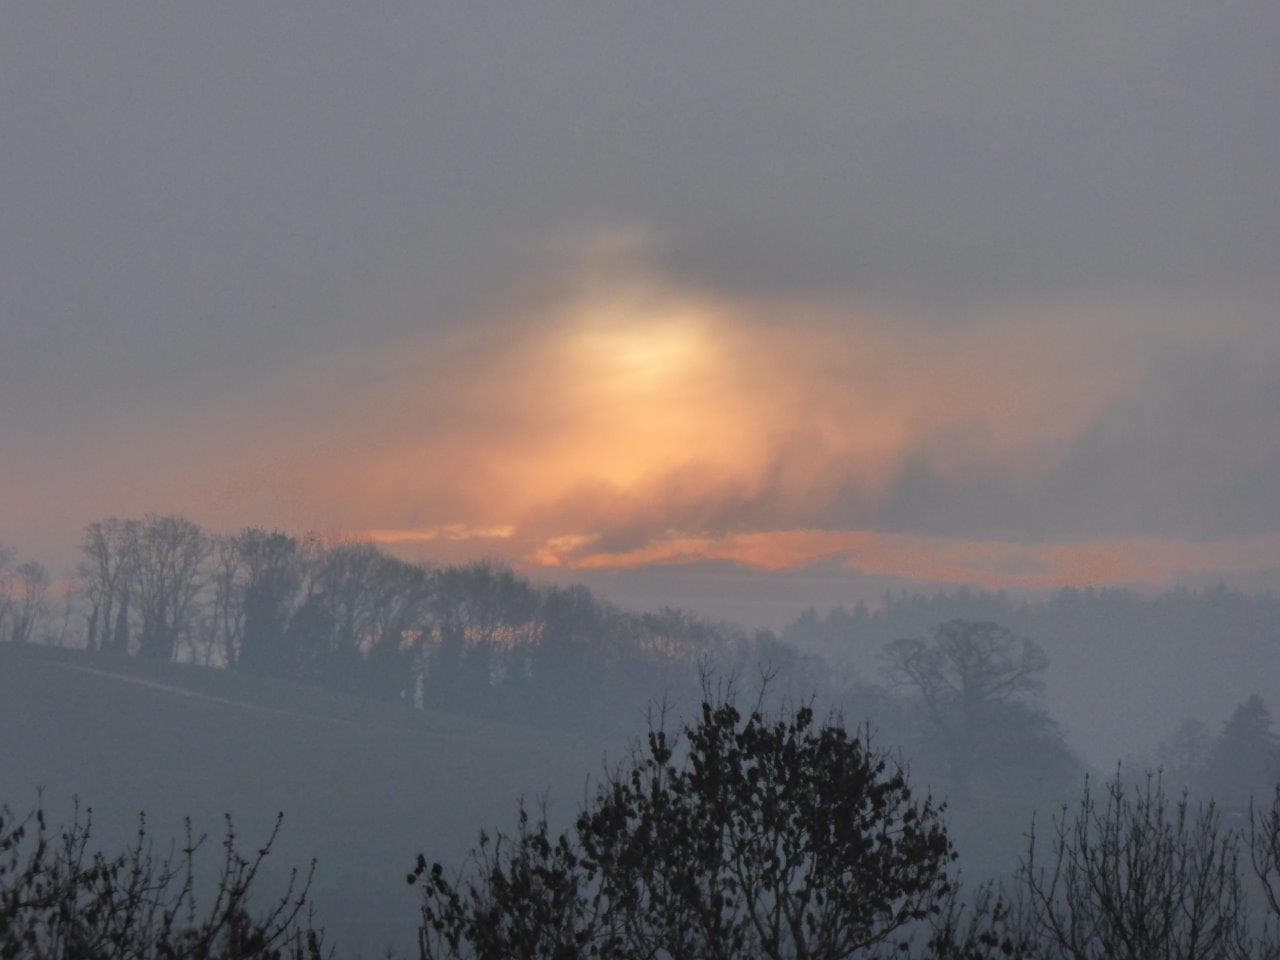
3, 0, 1279, 956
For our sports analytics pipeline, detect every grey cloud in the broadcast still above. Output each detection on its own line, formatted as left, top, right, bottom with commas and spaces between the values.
3, 0, 1277, 560
520, 315, 1280, 550
870, 339, 1280, 541
1039, 348, 1280, 539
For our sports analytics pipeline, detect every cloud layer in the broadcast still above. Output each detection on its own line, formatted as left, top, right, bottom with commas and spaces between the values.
2, 1, 1277, 599
186, 243, 1279, 590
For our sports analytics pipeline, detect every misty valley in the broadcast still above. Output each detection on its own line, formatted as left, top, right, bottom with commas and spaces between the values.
3, 518, 1280, 957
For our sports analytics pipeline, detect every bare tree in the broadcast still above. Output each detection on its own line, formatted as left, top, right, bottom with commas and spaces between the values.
360, 552, 433, 702
1018, 774, 1259, 960
883, 620, 1048, 728
1247, 787, 1280, 949
0, 799, 326, 959
201, 533, 250, 668
9, 560, 50, 644
77, 518, 140, 653
132, 515, 211, 661
883, 620, 1054, 788
235, 528, 307, 675
51, 587, 77, 648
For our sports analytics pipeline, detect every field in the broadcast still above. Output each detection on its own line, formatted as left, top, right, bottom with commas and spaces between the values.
0, 642, 612, 956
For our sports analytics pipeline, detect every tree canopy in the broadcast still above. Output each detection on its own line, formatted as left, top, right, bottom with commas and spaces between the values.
411, 694, 1017, 960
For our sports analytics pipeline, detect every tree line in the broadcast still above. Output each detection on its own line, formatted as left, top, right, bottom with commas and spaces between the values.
7, 514, 1278, 883
13, 515, 1277, 833
8, 515, 780, 733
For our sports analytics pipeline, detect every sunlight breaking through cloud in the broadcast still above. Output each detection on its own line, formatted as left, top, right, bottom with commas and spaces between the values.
213, 239, 1280, 593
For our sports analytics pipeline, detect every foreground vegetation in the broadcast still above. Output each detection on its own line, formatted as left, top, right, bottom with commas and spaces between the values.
0, 805, 324, 959
8, 691, 1280, 958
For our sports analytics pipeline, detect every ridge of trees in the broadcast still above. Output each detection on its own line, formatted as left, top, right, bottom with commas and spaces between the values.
3, 516, 792, 734
3, 517, 1276, 884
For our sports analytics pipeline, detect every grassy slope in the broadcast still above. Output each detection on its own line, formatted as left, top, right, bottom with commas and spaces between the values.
0, 643, 615, 956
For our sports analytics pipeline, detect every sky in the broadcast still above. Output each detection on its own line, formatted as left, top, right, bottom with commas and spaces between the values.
3, 1, 1278, 624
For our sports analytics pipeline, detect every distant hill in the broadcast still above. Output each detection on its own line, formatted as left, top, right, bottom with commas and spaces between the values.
0, 642, 615, 956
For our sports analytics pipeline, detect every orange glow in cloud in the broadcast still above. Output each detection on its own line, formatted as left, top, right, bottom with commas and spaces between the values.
456, 273, 1122, 531
191, 236, 1280, 591
364, 525, 516, 545
541, 528, 1280, 591
518, 296, 757, 496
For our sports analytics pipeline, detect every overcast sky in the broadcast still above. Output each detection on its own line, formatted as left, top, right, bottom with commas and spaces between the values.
3, 1, 1278, 619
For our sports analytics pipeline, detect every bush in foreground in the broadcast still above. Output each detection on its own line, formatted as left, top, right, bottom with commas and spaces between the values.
410, 694, 1021, 959
0, 801, 325, 959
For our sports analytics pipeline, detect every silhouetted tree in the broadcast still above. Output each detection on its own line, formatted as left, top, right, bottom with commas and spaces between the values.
1017, 774, 1266, 960
422, 608, 466, 711
419, 562, 539, 713
130, 515, 211, 661
1248, 785, 1280, 935
1205, 696, 1280, 818
511, 584, 597, 722
884, 621, 1048, 727
411, 694, 1018, 959
78, 517, 139, 653
202, 533, 249, 667
883, 620, 1055, 788
9, 560, 50, 644
361, 556, 433, 702
235, 529, 305, 675
0, 800, 325, 959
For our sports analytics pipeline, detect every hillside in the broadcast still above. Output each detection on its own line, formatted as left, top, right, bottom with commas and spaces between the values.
0, 642, 617, 956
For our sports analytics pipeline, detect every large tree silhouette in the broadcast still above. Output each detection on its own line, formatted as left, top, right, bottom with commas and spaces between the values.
882, 620, 1059, 791
411, 693, 1017, 959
